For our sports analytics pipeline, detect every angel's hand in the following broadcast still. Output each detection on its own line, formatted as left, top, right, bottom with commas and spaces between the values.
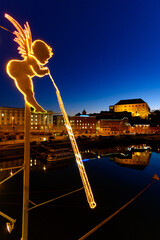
32, 63, 49, 76
42, 67, 50, 75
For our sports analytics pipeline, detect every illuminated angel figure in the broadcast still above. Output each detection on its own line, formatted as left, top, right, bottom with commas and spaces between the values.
5, 14, 53, 113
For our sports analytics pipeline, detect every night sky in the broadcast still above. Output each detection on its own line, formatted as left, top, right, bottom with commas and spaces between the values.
1, 0, 160, 115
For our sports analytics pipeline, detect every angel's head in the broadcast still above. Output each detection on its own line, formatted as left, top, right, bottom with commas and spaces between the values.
32, 40, 53, 65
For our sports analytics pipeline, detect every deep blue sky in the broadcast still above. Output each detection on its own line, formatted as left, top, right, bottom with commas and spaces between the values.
1, 0, 160, 115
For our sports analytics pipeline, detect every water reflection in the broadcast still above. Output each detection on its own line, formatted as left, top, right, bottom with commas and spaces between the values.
96, 144, 151, 170
0, 142, 159, 239
0, 144, 154, 180
110, 148, 151, 170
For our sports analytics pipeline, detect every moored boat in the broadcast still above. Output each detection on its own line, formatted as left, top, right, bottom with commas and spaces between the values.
47, 148, 74, 162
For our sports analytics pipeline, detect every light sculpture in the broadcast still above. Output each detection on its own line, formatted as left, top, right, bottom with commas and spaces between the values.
5, 14, 96, 210
5, 14, 53, 113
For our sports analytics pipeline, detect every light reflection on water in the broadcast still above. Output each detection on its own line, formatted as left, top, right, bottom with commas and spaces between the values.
0, 143, 160, 240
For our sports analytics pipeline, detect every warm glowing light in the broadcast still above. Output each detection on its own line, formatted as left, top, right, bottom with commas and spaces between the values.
49, 73, 96, 209
0, 211, 16, 233
5, 14, 53, 113
6, 222, 14, 233
10, 170, 13, 176
43, 165, 46, 171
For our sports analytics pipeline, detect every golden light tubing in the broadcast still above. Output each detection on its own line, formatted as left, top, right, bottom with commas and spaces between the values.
49, 72, 96, 209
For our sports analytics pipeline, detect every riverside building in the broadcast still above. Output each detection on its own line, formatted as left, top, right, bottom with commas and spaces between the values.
53, 113, 96, 135
110, 98, 150, 119
0, 107, 53, 132
96, 117, 129, 136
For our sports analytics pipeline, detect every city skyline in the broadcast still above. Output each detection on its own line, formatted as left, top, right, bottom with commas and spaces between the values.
1, 1, 160, 115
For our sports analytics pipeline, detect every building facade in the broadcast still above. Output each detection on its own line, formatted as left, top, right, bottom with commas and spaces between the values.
97, 117, 129, 135
0, 107, 53, 132
53, 114, 97, 135
70, 115, 96, 135
111, 98, 150, 119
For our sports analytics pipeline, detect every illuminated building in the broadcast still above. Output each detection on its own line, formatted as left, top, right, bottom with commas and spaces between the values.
110, 98, 150, 119
53, 111, 96, 135
97, 117, 129, 135
0, 107, 53, 132
69, 115, 96, 135
128, 123, 150, 135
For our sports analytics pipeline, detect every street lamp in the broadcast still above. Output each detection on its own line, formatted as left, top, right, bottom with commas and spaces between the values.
45, 115, 47, 134
0, 211, 16, 233
11, 116, 15, 143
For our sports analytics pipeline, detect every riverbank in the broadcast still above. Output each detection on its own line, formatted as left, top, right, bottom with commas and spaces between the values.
1, 134, 160, 162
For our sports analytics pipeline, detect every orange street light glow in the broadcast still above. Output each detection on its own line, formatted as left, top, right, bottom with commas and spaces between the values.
5, 14, 53, 113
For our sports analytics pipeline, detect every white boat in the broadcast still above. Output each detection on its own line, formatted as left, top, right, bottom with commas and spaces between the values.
47, 148, 74, 162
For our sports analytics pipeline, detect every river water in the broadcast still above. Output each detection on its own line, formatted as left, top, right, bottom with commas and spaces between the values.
0, 143, 160, 240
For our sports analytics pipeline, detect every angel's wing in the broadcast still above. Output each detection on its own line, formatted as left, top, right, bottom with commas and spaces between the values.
5, 14, 32, 58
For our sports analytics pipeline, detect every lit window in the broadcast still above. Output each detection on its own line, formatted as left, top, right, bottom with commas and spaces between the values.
35, 127, 37, 129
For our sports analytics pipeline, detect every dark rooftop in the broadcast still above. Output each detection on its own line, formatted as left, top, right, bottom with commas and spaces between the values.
115, 98, 146, 105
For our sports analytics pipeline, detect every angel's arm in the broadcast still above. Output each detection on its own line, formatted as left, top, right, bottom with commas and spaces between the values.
29, 56, 49, 77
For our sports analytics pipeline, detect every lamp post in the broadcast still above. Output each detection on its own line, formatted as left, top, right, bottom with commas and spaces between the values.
11, 116, 15, 143
11, 116, 14, 129
45, 115, 47, 137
